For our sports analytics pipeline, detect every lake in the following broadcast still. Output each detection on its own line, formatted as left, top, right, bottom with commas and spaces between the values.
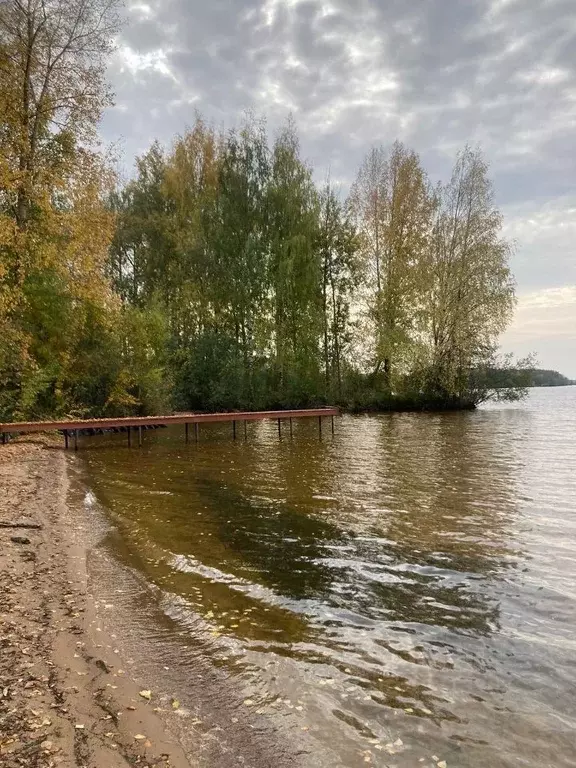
78, 387, 576, 767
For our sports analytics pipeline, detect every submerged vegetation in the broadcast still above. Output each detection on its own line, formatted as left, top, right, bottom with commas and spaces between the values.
0, 0, 527, 421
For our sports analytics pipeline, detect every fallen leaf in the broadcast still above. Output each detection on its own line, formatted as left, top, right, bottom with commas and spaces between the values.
75, 724, 85, 730
243, 699, 254, 706
139, 690, 152, 701
437, 762, 447, 768
171, 699, 180, 710
134, 734, 146, 740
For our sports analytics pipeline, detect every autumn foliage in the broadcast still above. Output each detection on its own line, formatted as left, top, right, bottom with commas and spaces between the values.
0, 0, 523, 421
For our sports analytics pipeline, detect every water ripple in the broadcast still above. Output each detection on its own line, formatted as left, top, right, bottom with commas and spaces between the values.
81, 387, 576, 767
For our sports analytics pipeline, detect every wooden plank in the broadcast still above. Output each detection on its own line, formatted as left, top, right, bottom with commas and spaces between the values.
0, 408, 339, 435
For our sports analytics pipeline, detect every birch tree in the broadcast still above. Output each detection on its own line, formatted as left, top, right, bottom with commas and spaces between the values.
318, 182, 358, 399
349, 141, 433, 388
0, 0, 120, 418
267, 121, 322, 403
204, 117, 271, 403
425, 146, 515, 400
0, 0, 119, 233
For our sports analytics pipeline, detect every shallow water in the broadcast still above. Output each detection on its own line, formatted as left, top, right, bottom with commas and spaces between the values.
79, 388, 576, 767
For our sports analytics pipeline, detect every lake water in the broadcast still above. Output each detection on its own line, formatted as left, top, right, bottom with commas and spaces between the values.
78, 387, 576, 767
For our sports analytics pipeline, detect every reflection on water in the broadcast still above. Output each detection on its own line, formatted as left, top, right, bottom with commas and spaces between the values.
80, 388, 576, 767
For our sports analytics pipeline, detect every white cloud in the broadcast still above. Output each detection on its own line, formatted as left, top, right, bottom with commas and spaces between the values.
117, 45, 177, 81
506, 286, 576, 338
502, 197, 576, 291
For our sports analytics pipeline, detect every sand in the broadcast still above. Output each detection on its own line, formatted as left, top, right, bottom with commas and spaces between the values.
0, 437, 193, 767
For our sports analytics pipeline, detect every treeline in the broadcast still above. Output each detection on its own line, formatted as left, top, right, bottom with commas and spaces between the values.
0, 0, 525, 421
527, 369, 574, 387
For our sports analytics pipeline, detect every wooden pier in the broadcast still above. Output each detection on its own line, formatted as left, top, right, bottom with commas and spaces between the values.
0, 408, 339, 449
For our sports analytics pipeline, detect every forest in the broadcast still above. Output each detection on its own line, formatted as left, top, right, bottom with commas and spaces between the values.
0, 0, 527, 422
526, 369, 574, 387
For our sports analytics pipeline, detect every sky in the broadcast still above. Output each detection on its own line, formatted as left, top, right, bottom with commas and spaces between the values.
101, 0, 576, 378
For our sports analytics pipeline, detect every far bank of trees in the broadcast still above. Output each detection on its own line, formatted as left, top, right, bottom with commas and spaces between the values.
0, 0, 525, 421
528, 370, 574, 387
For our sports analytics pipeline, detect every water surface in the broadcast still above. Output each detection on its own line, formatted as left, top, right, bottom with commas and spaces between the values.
80, 388, 576, 767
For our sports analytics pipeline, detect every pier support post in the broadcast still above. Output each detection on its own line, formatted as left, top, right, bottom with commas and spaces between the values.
185, 423, 189, 444
278, 418, 282, 439
64, 430, 69, 450
289, 418, 293, 438
2, 432, 5, 445
244, 421, 247, 441
233, 420, 236, 440
74, 430, 78, 452
194, 422, 199, 443
127, 427, 131, 448
138, 426, 143, 448
318, 415, 322, 440
331, 415, 335, 435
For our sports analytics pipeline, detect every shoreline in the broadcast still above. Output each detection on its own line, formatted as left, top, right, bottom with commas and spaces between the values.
0, 438, 302, 768
0, 437, 192, 767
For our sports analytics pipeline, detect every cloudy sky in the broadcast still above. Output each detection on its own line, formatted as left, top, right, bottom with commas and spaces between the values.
101, 0, 576, 377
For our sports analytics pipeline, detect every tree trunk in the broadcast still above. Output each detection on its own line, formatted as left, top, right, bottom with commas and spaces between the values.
331, 281, 341, 399
322, 250, 329, 396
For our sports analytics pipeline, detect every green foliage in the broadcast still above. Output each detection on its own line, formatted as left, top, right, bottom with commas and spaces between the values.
526, 369, 574, 387
0, 0, 523, 424
104, 117, 523, 415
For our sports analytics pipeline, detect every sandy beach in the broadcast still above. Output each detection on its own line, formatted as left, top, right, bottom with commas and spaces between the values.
0, 438, 192, 768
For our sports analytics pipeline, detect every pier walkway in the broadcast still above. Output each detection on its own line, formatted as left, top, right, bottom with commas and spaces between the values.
0, 408, 339, 449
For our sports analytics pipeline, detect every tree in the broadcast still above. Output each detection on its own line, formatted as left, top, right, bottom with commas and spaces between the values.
203, 116, 271, 404
424, 146, 515, 402
349, 141, 433, 389
162, 117, 220, 341
267, 121, 323, 404
318, 182, 358, 399
0, 0, 122, 419
0, 0, 119, 235
108, 142, 172, 306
